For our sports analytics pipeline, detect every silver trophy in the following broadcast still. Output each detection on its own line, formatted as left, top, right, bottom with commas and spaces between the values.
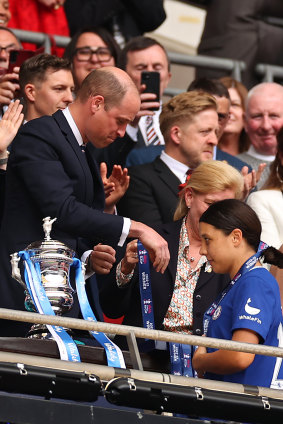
11, 217, 79, 338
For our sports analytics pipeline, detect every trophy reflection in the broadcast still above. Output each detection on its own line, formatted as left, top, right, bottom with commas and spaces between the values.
11, 217, 78, 338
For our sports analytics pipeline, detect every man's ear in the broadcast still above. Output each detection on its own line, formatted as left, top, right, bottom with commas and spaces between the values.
24, 84, 36, 102
170, 125, 182, 145
90, 95, 104, 112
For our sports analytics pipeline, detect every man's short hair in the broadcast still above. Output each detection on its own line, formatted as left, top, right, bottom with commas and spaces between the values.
160, 91, 217, 142
119, 35, 170, 71
188, 77, 230, 100
19, 53, 71, 95
77, 67, 129, 110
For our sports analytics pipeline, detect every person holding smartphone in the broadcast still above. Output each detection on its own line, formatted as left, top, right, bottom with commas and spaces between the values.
0, 27, 22, 111
93, 36, 172, 173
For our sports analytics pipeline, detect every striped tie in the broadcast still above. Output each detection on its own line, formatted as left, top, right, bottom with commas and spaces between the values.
145, 116, 160, 146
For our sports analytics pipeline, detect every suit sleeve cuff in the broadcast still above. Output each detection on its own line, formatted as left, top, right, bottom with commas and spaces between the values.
118, 217, 131, 247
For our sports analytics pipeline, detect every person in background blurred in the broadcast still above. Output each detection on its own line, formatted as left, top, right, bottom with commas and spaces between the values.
64, 27, 120, 93
218, 77, 249, 156
237, 82, 283, 189
8, 0, 69, 56
64, 0, 166, 48
0, 0, 11, 27
0, 26, 21, 110
247, 127, 283, 249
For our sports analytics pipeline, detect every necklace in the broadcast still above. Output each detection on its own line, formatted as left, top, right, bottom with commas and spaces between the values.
189, 256, 195, 262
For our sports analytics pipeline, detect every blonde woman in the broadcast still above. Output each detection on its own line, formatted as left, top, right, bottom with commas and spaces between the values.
98, 160, 243, 347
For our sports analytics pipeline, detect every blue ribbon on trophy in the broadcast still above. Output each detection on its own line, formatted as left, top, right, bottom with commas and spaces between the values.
11, 217, 125, 367
73, 258, 125, 368
18, 250, 81, 362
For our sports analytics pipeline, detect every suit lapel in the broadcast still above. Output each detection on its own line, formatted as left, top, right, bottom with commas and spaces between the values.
53, 111, 104, 208
153, 157, 181, 198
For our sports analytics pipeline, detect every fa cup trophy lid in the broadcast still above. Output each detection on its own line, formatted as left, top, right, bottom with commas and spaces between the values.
25, 217, 75, 260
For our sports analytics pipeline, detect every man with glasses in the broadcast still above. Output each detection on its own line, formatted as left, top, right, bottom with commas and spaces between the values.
0, 27, 21, 111
93, 36, 172, 173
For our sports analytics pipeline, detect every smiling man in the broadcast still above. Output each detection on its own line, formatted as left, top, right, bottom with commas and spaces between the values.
19, 53, 74, 121
237, 82, 283, 188
0, 66, 170, 337
117, 91, 219, 226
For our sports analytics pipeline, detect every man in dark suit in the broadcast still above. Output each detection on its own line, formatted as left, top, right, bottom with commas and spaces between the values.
117, 91, 219, 226
0, 66, 169, 337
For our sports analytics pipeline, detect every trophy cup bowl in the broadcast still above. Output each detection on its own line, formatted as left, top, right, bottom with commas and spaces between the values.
11, 217, 76, 339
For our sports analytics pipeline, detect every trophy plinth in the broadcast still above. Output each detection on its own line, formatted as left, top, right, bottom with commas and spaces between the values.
11, 217, 77, 339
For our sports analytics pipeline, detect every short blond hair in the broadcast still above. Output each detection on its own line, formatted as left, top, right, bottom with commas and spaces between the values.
159, 91, 217, 143
174, 160, 244, 221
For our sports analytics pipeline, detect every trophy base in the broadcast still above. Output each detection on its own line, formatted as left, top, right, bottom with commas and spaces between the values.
27, 324, 74, 340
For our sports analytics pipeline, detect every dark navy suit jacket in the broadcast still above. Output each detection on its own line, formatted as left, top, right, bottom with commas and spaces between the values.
0, 110, 124, 336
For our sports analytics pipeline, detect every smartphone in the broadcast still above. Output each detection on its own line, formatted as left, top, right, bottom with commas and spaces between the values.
7, 47, 45, 73
141, 71, 160, 111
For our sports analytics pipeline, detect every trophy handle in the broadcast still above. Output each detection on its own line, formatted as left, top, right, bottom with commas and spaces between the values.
10, 253, 26, 288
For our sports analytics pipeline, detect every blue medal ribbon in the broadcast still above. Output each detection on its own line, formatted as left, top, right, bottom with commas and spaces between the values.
73, 258, 125, 368
203, 241, 269, 335
137, 241, 166, 352
19, 251, 81, 362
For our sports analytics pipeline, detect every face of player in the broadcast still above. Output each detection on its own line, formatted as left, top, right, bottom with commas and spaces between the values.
177, 108, 219, 168
199, 222, 236, 276
223, 87, 244, 136
245, 89, 283, 156
72, 32, 115, 88
0, 29, 20, 70
186, 188, 236, 240
125, 44, 171, 97
84, 90, 140, 148
29, 69, 74, 118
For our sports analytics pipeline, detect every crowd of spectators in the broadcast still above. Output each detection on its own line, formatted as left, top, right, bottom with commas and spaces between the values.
1, 0, 283, 393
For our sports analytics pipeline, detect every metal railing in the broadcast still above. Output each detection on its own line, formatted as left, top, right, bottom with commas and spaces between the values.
11, 27, 283, 95
1, 305, 283, 418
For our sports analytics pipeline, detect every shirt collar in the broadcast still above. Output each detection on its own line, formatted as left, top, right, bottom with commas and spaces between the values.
62, 107, 84, 146
247, 145, 275, 162
160, 150, 190, 183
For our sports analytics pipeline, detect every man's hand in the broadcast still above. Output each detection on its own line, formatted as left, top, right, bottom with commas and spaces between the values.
0, 68, 20, 106
88, 243, 116, 275
0, 100, 23, 151
241, 163, 266, 199
131, 84, 160, 127
129, 221, 170, 273
101, 162, 130, 213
